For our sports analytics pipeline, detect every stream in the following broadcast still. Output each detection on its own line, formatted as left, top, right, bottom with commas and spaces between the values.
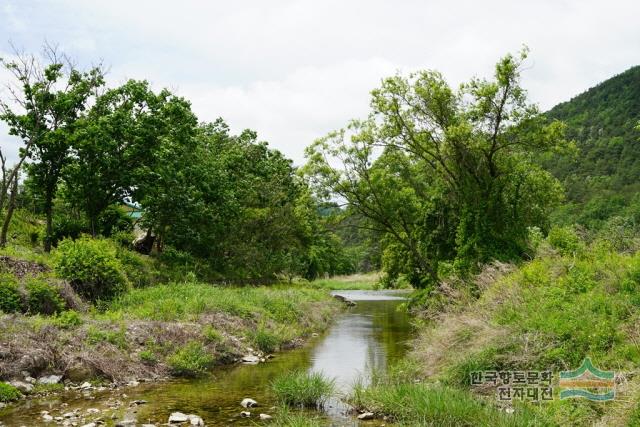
0, 290, 412, 426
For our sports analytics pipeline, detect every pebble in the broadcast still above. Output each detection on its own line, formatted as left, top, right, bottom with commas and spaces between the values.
168, 412, 189, 423
259, 413, 272, 420
240, 411, 251, 418
357, 412, 375, 420
240, 398, 258, 408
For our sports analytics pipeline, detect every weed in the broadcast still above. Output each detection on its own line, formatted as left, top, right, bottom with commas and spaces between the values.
167, 341, 214, 377
0, 382, 21, 402
272, 370, 335, 408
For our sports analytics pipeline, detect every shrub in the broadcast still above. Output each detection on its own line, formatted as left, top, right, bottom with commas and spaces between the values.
53, 237, 129, 303
202, 325, 223, 344
547, 226, 583, 256
52, 310, 83, 329
0, 274, 22, 313
167, 341, 214, 377
86, 325, 128, 349
272, 370, 335, 407
31, 383, 64, 394
0, 382, 21, 402
139, 349, 158, 365
116, 246, 156, 288
249, 326, 281, 353
97, 205, 133, 237
25, 277, 65, 315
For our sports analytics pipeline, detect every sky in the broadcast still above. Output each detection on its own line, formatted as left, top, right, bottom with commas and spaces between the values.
1, 0, 639, 165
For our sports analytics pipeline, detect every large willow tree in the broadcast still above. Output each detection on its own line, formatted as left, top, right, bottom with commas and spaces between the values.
304, 50, 569, 287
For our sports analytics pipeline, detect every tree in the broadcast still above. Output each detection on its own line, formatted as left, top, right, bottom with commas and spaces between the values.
304, 49, 567, 287
0, 46, 104, 251
64, 80, 180, 236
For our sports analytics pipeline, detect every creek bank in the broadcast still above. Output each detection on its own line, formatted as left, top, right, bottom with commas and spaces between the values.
0, 284, 342, 411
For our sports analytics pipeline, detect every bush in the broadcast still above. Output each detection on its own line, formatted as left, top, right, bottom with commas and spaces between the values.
249, 326, 281, 353
202, 325, 223, 344
25, 277, 65, 315
115, 247, 156, 288
53, 237, 129, 303
0, 382, 21, 402
97, 205, 133, 237
272, 370, 335, 407
167, 341, 214, 377
0, 274, 22, 313
52, 310, 83, 329
139, 349, 158, 365
547, 225, 583, 256
86, 325, 128, 349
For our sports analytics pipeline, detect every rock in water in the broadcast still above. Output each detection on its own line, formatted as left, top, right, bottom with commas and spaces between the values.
259, 414, 273, 420
240, 411, 251, 418
168, 412, 189, 423
188, 415, 204, 426
241, 355, 260, 364
38, 374, 62, 384
357, 412, 374, 420
241, 398, 258, 408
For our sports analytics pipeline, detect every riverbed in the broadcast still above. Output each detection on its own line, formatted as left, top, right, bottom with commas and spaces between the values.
0, 290, 412, 426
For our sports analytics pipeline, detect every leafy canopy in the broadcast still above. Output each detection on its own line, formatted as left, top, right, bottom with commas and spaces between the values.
304, 49, 568, 287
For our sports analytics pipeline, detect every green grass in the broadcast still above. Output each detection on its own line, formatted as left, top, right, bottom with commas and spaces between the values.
0, 382, 21, 402
106, 282, 333, 322
31, 383, 65, 394
307, 272, 381, 290
269, 406, 326, 426
167, 341, 214, 377
405, 238, 640, 426
272, 370, 335, 407
86, 325, 128, 349
352, 381, 551, 426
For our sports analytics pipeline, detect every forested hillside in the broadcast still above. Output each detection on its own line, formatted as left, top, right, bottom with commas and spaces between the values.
542, 66, 640, 229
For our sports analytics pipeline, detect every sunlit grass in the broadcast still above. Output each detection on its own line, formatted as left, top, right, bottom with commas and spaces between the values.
272, 370, 336, 408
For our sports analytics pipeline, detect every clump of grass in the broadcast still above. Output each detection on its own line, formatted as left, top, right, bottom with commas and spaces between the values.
31, 382, 64, 394
270, 405, 325, 426
0, 274, 22, 313
0, 382, 21, 402
249, 325, 281, 353
86, 325, 128, 349
272, 370, 335, 408
52, 310, 83, 329
139, 349, 158, 365
167, 341, 214, 377
202, 325, 223, 344
352, 381, 550, 426
308, 272, 381, 290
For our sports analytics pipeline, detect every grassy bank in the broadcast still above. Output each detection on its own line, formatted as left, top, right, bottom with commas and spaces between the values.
0, 281, 340, 387
351, 234, 640, 426
305, 272, 381, 290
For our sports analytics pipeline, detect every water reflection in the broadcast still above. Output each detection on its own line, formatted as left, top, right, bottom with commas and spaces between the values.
0, 291, 411, 426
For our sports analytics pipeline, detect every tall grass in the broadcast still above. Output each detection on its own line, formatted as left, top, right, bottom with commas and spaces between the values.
307, 272, 381, 290
272, 370, 336, 408
352, 381, 551, 426
106, 283, 334, 323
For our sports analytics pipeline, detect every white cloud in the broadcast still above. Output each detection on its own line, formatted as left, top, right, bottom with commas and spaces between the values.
0, 0, 639, 165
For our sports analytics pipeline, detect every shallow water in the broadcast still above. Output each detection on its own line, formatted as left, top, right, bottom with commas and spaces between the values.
0, 290, 412, 426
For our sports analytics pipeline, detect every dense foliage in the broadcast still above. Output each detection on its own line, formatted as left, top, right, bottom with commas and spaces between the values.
542, 65, 640, 229
304, 50, 567, 287
53, 237, 129, 302
0, 48, 351, 283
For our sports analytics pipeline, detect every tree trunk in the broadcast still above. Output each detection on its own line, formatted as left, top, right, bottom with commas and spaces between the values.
44, 194, 54, 252
0, 175, 19, 247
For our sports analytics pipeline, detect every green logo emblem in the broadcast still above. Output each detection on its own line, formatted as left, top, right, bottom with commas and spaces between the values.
559, 357, 615, 401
